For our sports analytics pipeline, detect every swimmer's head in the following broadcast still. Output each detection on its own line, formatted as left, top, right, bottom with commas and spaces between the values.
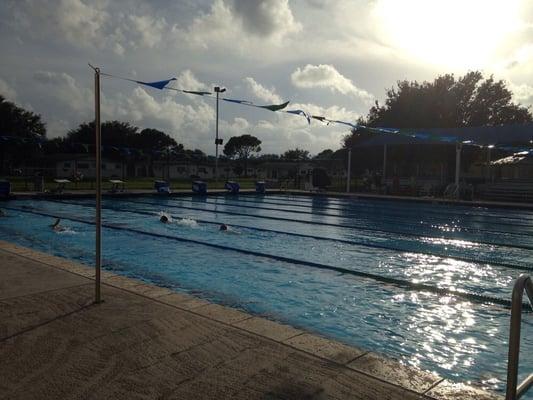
219, 224, 228, 231
160, 215, 169, 223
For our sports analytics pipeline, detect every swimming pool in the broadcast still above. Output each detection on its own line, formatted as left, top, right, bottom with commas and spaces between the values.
1, 194, 532, 397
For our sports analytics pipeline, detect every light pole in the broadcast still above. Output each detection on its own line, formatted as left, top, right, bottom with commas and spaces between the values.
214, 86, 226, 185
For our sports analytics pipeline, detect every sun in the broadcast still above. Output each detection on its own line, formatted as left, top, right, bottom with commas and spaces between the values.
373, 0, 521, 70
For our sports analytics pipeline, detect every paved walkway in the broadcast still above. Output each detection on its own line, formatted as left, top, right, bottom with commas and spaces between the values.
0, 242, 500, 399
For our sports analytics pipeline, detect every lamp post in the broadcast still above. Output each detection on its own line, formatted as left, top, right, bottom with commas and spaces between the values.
214, 86, 226, 185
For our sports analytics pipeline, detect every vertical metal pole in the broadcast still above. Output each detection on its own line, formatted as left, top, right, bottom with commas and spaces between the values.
346, 148, 352, 193
94, 67, 102, 303
215, 91, 219, 185
455, 143, 461, 198
382, 144, 387, 181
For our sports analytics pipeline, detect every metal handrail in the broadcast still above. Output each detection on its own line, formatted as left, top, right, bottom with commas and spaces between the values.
506, 275, 533, 400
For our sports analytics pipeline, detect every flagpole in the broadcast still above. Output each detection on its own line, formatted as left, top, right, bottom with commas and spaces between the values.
90, 64, 102, 304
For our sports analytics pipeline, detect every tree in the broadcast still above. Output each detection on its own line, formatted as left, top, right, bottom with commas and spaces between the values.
282, 148, 309, 161
314, 149, 334, 160
0, 95, 47, 172
223, 134, 262, 177
136, 128, 177, 150
361, 71, 532, 129
66, 121, 139, 147
0, 95, 46, 139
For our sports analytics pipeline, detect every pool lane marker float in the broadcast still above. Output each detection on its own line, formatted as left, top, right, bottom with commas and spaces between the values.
78, 198, 533, 251
45, 199, 533, 273
160, 196, 533, 234
6, 206, 532, 312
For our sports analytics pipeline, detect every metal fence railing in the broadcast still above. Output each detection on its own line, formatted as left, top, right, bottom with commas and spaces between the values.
506, 275, 533, 400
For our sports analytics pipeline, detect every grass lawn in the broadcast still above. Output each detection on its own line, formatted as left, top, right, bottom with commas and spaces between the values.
5, 176, 264, 192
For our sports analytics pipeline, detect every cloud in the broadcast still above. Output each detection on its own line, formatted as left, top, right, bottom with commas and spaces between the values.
176, 0, 301, 50
291, 64, 373, 102
33, 71, 92, 115
228, 0, 301, 38
128, 14, 167, 48
0, 78, 17, 101
509, 82, 533, 107
243, 77, 282, 103
105, 87, 216, 150
8, 0, 109, 48
174, 70, 208, 92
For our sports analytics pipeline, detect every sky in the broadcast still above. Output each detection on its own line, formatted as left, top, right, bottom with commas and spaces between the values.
1, 0, 532, 155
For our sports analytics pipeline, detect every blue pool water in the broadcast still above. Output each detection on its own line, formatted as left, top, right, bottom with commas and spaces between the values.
1, 194, 532, 397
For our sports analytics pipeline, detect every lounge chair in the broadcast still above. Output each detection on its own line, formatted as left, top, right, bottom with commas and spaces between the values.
52, 179, 70, 194
192, 180, 207, 195
109, 179, 125, 193
154, 180, 171, 194
224, 181, 240, 194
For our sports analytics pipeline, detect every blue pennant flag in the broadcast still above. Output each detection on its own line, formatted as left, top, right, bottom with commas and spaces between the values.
286, 109, 311, 124
135, 78, 176, 90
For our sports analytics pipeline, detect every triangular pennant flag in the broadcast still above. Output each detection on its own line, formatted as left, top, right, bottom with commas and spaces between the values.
183, 90, 212, 96
286, 109, 311, 124
259, 101, 290, 112
223, 98, 254, 105
135, 78, 176, 90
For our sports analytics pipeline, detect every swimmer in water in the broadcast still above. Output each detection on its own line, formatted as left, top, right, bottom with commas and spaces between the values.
51, 218, 65, 232
219, 224, 228, 231
160, 215, 169, 223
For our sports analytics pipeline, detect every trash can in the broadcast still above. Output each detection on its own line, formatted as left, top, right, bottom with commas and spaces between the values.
255, 181, 266, 194
224, 181, 240, 194
192, 180, 207, 194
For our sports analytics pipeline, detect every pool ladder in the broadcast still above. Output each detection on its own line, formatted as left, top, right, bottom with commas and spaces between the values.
506, 275, 533, 400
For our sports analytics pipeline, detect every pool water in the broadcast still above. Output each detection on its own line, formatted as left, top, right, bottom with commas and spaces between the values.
1, 194, 532, 397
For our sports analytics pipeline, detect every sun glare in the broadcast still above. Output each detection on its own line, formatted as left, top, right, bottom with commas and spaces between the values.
374, 0, 521, 69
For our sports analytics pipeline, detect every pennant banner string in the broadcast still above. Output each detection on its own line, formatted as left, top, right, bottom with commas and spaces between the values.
99, 70, 533, 154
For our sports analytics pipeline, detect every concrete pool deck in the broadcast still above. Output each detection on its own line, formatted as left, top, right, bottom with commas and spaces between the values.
0, 240, 501, 399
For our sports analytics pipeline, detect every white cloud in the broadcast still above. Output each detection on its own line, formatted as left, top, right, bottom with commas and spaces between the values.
176, 0, 301, 51
228, 0, 301, 39
10, 0, 109, 48
33, 71, 92, 115
128, 14, 167, 48
105, 87, 216, 150
174, 70, 208, 92
509, 82, 533, 107
291, 64, 373, 102
243, 77, 282, 103
0, 78, 17, 101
